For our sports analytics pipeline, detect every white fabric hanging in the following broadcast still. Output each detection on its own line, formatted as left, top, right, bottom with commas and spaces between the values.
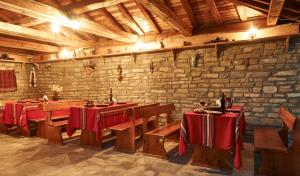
29, 67, 37, 87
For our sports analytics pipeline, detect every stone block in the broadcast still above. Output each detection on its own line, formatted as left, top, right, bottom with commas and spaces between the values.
263, 86, 277, 93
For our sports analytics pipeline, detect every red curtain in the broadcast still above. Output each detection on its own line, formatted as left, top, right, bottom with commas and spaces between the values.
0, 70, 17, 92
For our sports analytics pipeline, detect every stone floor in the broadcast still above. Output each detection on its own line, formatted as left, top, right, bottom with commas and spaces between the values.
0, 133, 254, 176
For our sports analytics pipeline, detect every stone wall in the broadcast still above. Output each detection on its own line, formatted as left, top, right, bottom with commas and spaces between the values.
0, 62, 36, 101
35, 38, 300, 125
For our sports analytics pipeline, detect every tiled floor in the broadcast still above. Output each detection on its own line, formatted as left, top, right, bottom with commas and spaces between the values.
0, 133, 254, 176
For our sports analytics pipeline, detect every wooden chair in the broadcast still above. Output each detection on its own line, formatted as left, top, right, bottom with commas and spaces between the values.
143, 104, 181, 158
254, 107, 300, 176
109, 103, 159, 153
40, 101, 84, 144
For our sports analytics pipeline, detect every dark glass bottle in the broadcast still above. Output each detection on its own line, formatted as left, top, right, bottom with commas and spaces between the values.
221, 92, 226, 113
109, 88, 113, 103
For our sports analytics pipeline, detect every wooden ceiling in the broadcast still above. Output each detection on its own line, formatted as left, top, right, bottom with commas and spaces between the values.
0, 0, 299, 55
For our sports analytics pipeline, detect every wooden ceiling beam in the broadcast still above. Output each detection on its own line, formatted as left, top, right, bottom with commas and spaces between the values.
180, 0, 197, 27
230, 0, 300, 23
206, 0, 222, 25
66, 0, 128, 15
117, 3, 144, 35
0, 0, 138, 43
139, 0, 192, 36
133, 0, 160, 33
96, 23, 299, 55
267, 0, 285, 26
100, 8, 126, 32
0, 21, 93, 47
0, 36, 59, 53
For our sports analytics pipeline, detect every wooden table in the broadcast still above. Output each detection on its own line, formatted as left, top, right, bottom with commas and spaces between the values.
67, 102, 137, 147
1, 100, 83, 137
179, 106, 246, 170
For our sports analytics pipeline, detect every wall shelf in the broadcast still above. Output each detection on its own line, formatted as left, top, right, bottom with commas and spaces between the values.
35, 34, 299, 64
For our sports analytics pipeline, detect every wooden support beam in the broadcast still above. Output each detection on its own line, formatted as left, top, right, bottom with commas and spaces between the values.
180, 0, 197, 27
117, 3, 144, 35
139, 0, 192, 36
0, 21, 93, 47
134, 0, 160, 33
0, 0, 138, 43
101, 8, 126, 32
0, 36, 59, 53
206, 0, 222, 25
13, 17, 44, 27
95, 23, 299, 55
65, 0, 128, 14
231, 0, 300, 23
267, 0, 285, 26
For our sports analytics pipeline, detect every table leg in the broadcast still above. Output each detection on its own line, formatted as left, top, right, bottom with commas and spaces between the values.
80, 130, 101, 147
191, 145, 232, 171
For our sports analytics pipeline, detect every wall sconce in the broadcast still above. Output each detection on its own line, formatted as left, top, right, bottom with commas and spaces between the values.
150, 61, 154, 74
247, 26, 257, 40
117, 64, 123, 81
190, 54, 199, 68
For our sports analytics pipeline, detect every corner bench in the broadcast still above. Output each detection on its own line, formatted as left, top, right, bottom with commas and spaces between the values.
254, 107, 300, 176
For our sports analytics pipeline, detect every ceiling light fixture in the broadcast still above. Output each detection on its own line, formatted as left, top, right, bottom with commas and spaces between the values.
247, 25, 257, 40
70, 20, 80, 29
51, 23, 60, 33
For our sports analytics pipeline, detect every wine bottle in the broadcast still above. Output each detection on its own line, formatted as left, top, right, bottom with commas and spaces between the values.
221, 92, 226, 113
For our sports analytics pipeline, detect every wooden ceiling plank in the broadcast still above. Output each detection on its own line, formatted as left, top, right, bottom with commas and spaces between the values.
0, 36, 59, 53
206, 0, 222, 25
180, 0, 197, 27
134, 0, 161, 33
101, 8, 126, 32
267, 0, 285, 26
116, 3, 144, 35
0, 21, 93, 47
66, 0, 128, 14
0, 0, 138, 43
139, 0, 192, 36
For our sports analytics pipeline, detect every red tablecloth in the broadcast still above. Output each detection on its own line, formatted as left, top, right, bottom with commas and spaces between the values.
179, 106, 246, 170
2, 101, 70, 135
67, 103, 137, 142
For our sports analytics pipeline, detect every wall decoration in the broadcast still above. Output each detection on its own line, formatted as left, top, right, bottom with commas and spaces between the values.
190, 53, 199, 68
29, 67, 37, 87
150, 61, 154, 74
83, 60, 96, 74
0, 53, 14, 61
117, 65, 123, 81
0, 70, 17, 92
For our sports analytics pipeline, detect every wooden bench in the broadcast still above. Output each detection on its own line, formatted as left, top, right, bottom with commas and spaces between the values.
254, 107, 300, 176
40, 100, 84, 144
0, 105, 6, 133
109, 103, 159, 153
142, 104, 181, 158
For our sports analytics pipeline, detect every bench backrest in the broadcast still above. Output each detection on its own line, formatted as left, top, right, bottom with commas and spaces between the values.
133, 103, 159, 119
158, 104, 175, 123
40, 100, 84, 121
278, 107, 299, 149
141, 103, 176, 134
40, 100, 84, 112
